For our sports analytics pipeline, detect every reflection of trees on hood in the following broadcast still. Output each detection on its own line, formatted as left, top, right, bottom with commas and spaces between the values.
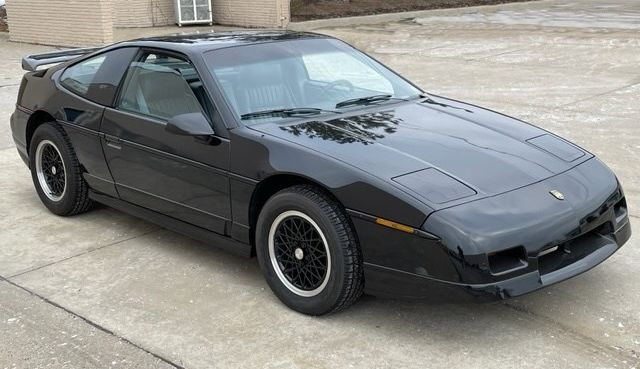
280, 110, 403, 145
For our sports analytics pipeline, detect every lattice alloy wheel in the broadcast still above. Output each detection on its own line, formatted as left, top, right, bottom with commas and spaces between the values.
268, 210, 331, 297
35, 139, 67, 202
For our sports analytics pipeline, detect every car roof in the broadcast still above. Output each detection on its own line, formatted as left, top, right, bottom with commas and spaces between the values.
120, 30, 332, 54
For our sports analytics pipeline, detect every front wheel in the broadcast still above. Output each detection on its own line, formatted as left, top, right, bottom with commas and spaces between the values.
256, 185, 364, 315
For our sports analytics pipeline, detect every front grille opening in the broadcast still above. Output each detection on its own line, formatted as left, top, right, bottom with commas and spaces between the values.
614, 198, 628, 225
538, 222, 613, 275
595, 221, 614, 236
488, 246, 527, 275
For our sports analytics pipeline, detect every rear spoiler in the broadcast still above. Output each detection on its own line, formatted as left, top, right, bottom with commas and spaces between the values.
21, 47, 103, 72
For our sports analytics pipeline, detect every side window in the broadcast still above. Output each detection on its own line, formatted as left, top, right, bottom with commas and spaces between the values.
60, 48, 138, 106
117, 52, 212, 121
302, 51, 393, 94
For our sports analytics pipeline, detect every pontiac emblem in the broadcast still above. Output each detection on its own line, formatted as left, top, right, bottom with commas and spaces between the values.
550, 190, 565, 200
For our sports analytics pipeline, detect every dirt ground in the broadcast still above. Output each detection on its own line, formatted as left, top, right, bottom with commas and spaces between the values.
291, 0, 536, 21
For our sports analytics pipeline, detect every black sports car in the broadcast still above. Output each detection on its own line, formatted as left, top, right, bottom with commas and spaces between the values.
11, 31, 631, 315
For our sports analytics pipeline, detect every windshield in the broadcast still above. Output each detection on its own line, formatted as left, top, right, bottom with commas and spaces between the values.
204, 38, 421, 124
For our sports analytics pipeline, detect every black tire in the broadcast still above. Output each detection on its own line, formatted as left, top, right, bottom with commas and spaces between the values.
256, 185, 364, 315
29, 122, 93, 216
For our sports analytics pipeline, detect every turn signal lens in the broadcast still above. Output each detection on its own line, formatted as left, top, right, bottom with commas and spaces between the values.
375, 218, 415, 234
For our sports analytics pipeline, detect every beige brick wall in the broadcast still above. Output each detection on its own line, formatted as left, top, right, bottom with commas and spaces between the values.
6, 0, 114, 47
279, 0, 291, 26
116, 0, 288, 28
114, 0, 175, 28
212, 0, 289, 27
5, 0, 289, 47
151, 0, 176, 26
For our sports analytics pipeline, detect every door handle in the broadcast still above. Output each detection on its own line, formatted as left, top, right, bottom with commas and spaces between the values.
106, 142, 121, 150
103, 134, 122, 150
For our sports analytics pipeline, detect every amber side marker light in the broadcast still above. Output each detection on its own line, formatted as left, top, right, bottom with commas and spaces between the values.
375, 218, 415, 234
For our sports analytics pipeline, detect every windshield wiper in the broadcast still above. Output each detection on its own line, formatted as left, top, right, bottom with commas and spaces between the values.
335, 94, 409, 109
419, 93, 473, 113
240, 107, 340, 120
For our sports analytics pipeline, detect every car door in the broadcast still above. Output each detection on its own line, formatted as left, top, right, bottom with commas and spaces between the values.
100, 49, 231, 234
54, 47, 139, 198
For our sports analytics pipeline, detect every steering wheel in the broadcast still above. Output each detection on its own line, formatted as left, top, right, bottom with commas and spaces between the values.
321, 79, 354, 96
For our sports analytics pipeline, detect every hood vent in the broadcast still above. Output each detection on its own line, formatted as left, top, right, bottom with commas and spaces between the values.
392, 168, 476, 204
527, 134, 585, 162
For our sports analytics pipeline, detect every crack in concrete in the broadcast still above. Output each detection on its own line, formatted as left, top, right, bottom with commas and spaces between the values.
464, 46, 531, 62
560, 81, 640, 108
371, 46, 640, 77
0, 276, 184, 369
502, 302, 639, 365
7, 228, 160, 279
461, 98, 637, 121
0, 83, 20, 88
462, 99, 631, 120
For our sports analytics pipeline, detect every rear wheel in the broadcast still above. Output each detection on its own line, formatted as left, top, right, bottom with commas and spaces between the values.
29, 123, 93, 216
256, 185, 364, 315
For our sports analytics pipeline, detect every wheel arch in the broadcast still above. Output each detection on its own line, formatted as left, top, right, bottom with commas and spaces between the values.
26, 110, 57, 153
248, 173, 348, 250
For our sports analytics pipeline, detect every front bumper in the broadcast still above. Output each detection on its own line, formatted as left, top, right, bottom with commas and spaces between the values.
356, 158, 631, 301
362, 218, 630, 301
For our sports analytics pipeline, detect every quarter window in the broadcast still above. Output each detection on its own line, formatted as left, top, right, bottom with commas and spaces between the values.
117, 52, 212, 121
60, 47, 137, 106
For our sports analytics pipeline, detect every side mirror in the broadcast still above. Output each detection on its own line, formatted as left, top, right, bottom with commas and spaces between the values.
166, 112, 215, 136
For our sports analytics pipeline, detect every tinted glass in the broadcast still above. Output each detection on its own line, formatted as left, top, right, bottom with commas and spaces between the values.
117, 52, 212, 121
60, 47, 137, 106
204, 38, 420, 124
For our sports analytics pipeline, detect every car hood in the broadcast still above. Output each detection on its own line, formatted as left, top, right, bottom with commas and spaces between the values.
249, 96, 592, 209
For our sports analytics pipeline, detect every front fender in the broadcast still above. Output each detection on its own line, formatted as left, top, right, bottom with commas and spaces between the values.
229, 126, 434, 228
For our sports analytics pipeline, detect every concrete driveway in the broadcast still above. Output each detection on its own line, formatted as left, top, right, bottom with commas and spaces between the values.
1, 0, 639, 368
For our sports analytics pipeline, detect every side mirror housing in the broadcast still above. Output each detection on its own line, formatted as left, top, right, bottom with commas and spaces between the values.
166, 112, 215, 136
